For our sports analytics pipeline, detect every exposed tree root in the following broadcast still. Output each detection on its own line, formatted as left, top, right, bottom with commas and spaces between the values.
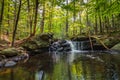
91, 36, 110, 50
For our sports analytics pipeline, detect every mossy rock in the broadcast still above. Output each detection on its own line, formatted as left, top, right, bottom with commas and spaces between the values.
35, 33, 53, 41
104, 38, 120, 46
22, 33, 53, 51
111, 43, 120, 50
0, 48, 20, 57
22, 40, 38, 50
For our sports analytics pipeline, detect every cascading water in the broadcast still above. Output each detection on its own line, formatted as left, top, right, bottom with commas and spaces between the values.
69, 40, 93, 51
66, 40, 83, 52
49, 40, 87, 53
66, 40, 76, 51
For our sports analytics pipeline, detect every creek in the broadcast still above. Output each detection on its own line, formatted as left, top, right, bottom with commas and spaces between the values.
0, 41, 120, 80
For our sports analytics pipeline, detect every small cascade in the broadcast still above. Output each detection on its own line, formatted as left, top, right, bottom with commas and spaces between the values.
50, 40, 90, 52
66, 40, 76, 51
66, 40, 82, 52
71, 41, 93, 50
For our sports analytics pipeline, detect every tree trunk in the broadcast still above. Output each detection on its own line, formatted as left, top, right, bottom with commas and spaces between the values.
99, 13, 102, 34
73, 0, 76, 36
48, 0, 53, 32
94, 13, 98, 34
32, 0, 39, 36
0, 0, 4, 38
65, 0, 69, 37
40, 2, 45, 33
111, 15, 115, 32
11, 0, 22, 46
7, 1, 10, 36
79, 12, 82, 35
27, 0, 33, 36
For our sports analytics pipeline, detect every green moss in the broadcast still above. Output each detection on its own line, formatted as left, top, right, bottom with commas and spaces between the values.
111, 43, 120, 50
0, 48, 20, 57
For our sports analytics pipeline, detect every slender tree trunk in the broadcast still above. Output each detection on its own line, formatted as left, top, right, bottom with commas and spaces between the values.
111, 15, 115, 32
98, 12, 102, 34
65, 0, 69, 37
11, 0, 22, 46
27, 0, 30, 28
7, 1, 10, 36
27, 0, 33, 36
48, 0, 53, 32
73, 0, 76, 36
94, 13, 98, 34
32, 0, 39, 36
40, 2, 45, 33
0, 0, 4, 38
79, 12, 82, 35
117, 14, 120, 31
14, 0, 17, 26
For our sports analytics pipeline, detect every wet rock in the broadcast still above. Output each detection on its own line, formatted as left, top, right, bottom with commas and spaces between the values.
0, 48, 20, 57
0, 61, 4, 67
50, 40, 71, 52
4, 61, 16, 67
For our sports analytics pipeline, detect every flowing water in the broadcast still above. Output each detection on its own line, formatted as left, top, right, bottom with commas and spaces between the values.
0, 41, 120, 80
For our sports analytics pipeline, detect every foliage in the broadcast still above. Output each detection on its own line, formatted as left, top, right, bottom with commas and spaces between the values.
0, 0, 120, 43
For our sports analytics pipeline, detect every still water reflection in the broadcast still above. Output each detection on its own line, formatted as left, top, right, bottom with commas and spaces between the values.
0, 51, 120, 80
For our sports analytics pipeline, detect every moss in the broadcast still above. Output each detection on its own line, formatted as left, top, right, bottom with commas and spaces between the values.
111, 43, 120, 50
22, 33, 53, 51
0, 48, 20, 57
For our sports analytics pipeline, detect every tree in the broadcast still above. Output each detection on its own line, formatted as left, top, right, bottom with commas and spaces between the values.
32, 0, 39, 36
11, 0, 22, 46
0, 0, 4, 38
40, 1, 45, 33
65, 0, 69, 37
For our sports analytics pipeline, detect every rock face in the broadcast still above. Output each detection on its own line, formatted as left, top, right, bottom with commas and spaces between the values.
111, 43, 120, 50
49, 40, 71, 52
22, 33, 53, 53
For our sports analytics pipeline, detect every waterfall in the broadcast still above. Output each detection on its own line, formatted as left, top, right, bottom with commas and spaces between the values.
66, 40, 82, 52
66, 40, 76, 51
70, 41, 92, 51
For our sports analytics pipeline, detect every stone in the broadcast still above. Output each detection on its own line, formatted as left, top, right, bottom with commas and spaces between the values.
4, 61, 16, 67
0, 48, 20, 57
49, 40, 71, 52
0, 61, 4, 67
22, 33, 53, 52
111, 43, 120, 50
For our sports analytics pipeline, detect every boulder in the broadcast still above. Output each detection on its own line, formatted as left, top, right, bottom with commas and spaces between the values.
22, 33, 53, 52
0, 48, 20, 57
111, 43, 120, 50
103, 37, 120, 46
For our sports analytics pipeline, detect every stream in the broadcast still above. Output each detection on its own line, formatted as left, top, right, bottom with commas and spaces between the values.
0, 51, 120, 80
0, 41, 120, 80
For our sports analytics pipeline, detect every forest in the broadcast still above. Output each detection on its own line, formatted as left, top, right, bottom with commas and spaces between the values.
0, 0, 120, 46
0, 0, 120, 80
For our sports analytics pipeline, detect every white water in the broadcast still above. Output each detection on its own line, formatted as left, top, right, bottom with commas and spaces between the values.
67, 40, 75, 51
66, 40, 82, 63
67, 40, 82, 53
